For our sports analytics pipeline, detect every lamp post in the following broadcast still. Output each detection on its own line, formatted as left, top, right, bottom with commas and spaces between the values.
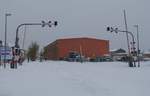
107, 27, 136, 67
4, 13, 11, 68
134, 25, 140, 67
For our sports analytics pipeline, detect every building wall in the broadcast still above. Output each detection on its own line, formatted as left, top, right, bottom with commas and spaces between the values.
44, 41, 58, 60
143, 53, 150, 58
45, 38, 109, 60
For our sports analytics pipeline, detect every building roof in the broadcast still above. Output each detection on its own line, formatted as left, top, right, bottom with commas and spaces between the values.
45, 37, 109, 49
57, 37, 109, 42
110, 48, 126, 53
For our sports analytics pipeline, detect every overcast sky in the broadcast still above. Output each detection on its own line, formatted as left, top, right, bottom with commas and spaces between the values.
0, 0, 150, 52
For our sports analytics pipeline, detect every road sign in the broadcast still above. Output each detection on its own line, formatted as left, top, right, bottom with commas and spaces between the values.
0, 46, 12, 60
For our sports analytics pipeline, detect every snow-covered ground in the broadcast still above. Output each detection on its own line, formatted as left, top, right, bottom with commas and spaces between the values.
0, 61, 150, 96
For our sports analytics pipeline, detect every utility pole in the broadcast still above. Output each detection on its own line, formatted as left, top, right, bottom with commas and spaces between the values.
123, 10, 130, 56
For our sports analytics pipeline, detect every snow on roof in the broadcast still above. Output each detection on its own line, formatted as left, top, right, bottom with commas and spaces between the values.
110, 49, 118, 52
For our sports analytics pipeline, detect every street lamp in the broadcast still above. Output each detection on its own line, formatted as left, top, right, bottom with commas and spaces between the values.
107, 27, 136, 67
4, 13, 11, 68
134, 25, 140, 67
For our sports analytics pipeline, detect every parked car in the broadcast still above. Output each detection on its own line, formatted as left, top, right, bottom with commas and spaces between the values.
66, 51, 82, 62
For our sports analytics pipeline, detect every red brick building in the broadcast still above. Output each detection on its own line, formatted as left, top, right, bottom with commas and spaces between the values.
44, 37, 109, 60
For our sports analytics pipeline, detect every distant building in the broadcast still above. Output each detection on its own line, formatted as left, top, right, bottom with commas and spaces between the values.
110, 48, 127, 61
44, 37, 109, 60
143, 51, 150, 57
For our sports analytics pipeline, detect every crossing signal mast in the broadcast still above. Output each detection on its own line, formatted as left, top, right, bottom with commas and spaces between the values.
15, 20, 58, 48
107, 26, 136, 67
13, 20, 58, 69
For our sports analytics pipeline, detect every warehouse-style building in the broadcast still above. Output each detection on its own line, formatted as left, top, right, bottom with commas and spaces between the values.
44, 37, 109, 60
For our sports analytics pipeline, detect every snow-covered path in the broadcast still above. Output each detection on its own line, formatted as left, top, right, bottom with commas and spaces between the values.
0, 61, 150, 96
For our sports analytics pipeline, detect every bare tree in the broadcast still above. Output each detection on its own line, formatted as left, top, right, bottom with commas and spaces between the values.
27, 42, 39, 61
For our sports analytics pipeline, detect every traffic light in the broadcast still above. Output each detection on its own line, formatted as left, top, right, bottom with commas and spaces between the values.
114, 28, 118, 33
48, 21, 52, 27
107, 27, 110, 31
54, 21, 58, 26
41, 21, 46, 27
107, 27, 113, 32
110, 27, 113, 32
14, 48, 20, 55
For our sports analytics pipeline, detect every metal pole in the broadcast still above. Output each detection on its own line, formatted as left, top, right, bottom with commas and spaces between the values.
0, 46, 2, 66
0, 44, 1, 66
134, 25, 140, 67
15, 23, 42, 48
129, 31, 136, 67
0, 40, 2, 66
4, 13, 11, 68
116, 29, 136, 67
22, 25, 27, 49
4, 14, 7, 68
117, 30, 135, 55
137, 25, 140, 67
15, 21, 58, 48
